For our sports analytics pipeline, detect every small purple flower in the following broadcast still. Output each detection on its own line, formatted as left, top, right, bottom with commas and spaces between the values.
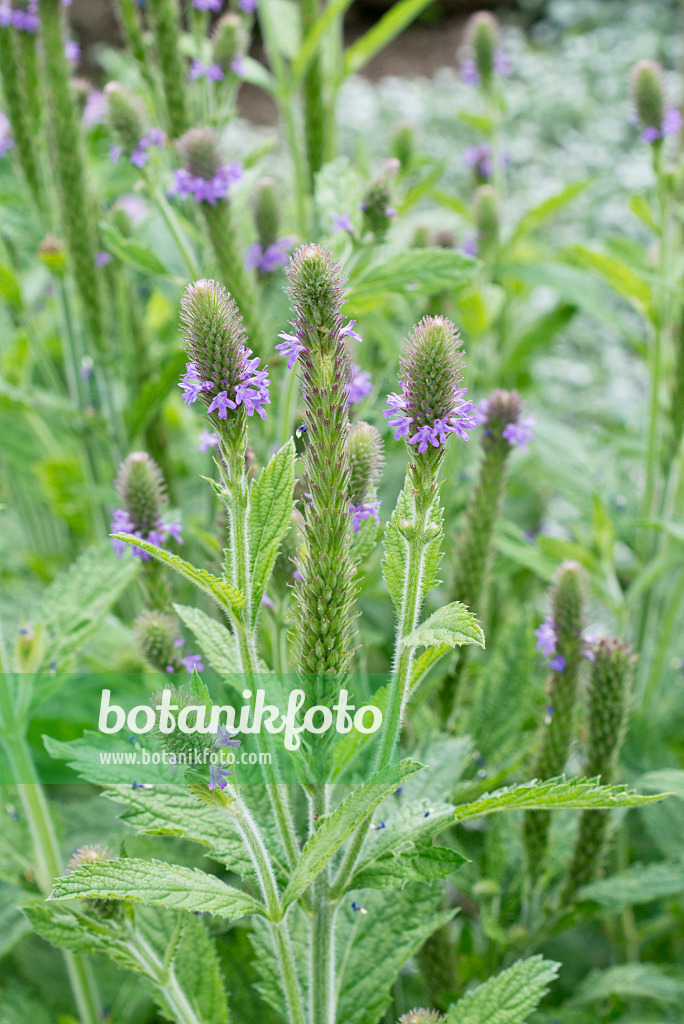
188, 59, 225, 82
292, 568, 303, 581
208, 763, 233, 790
207, 390, 236, 419
351, 500, 381, 533
0, 4, 12, 27
502, 416, 535, 451
165, 520, 184, 544
261, 592, 275, 609
340, 319, 362, 343
332, 212, 354, 234
12, 3, 40, 32
96, 251, 112, 267
214, 726, 241, 749
82, 90, 107, 128
0, 112, 13, 158
276, 331, 306, 369
462, 234, 479, 257
238, 0, 258, 11
347, 364, 373, 405
534, 617, 557, 658
130, 127, 166, 169
109, 145, 123, 164
114, 194, 148, 224
192, 0, 222, 10
198, 429, 220, 452
65, 41, 80, 64
640, 106, 682, 142
550, 654, 566, 672
231, 55, 246, 77
246, 238, 291, 274
464, 144, 492, 181
179, 362, 214, 407
182, 653, 204, 673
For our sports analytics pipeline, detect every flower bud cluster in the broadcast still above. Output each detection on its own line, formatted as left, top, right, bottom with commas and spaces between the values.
110, 452, 182, 559
383, 316, 475, 457
179, 279, 270, 423
348, 421, 384, 533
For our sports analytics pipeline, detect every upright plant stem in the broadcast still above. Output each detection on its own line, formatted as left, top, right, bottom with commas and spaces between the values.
310, 784, 335, 1024
0, 671, 101, 1024
375, 484, 433, 770
300, 0, 326, 188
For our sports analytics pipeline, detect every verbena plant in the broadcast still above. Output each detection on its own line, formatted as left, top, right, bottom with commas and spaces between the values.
0, 2, 682, 1023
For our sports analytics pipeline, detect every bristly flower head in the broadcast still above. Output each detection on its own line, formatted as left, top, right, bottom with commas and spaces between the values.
67, 845, 120, 917
212, 12, 247, 66
349, 422, 384, 532
475, 389, 535, 452
397, 1011, 445, 1024
110, 452, 183, 558
630, 59, 682, 142
461, 11, 510, 87
133, 610, 178, 671
179, 279, 270, 421
173, 127, 242, 204
361, 161, 399, 241
384, 316, 475, 455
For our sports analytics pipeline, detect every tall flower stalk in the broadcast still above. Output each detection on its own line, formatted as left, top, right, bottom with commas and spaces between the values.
377, 316, 475, 769
562, 638, 635, 901
524, 562, 586, 878
41, 0, 104, 352
146, 0, 188, 138
0, 19, 44, 210
175, 127, 263, 348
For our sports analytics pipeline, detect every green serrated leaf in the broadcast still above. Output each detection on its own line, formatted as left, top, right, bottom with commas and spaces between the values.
174, 603, 240, 678
579, 859, 684, 910
50, 858, 266, 919
99, 222, 173, 276
570, 963, 684, 1006
282, 759, 424, 908
35, 542, 139, 676
350, 799, 464, 890
337, 883, 455, 1024
453, 777, 665, 822
512, 180, 592, 240
348, 249, 476, 312
111, 534, 245, 617
248, 438, 295, 622
446, 955, 559, 1024
402, 601, 485, 651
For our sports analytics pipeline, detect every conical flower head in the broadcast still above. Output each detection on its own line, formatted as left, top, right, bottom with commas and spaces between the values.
212, 12, 247, 65
104, 82, 146, 153
631, 59, 665, 132
349, 421, 384, 506
286, 243, 344, 341
466, 11, 499, 83
180, 279, 247, 401
586, 637, 635, 778
254, 177, 280, 250
478, 388, 535, 453
133, 610, 178, 671
474, 185, 499, 251
177, 126, 223, 181
402, 316, 466, 431
115, 452, 167, 533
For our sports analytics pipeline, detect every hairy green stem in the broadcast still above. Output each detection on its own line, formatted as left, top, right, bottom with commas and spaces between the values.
300, 0, 327, 188
0, 675, 101, 1024
310, 785, 335, 1024
127, 926, 205, 1024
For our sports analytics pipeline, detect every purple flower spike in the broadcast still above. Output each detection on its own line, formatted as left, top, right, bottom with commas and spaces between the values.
276, 331, 306, 369
340, 320, 362, 343
182, 653, 204, 673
